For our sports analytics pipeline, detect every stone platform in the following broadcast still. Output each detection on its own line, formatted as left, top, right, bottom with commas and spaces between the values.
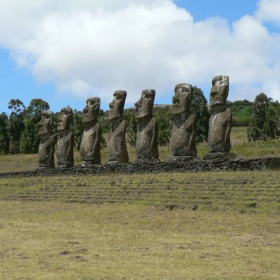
1, 157, 280, 178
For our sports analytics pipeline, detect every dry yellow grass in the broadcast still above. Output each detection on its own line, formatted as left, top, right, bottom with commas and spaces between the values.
1, 129, 280, 279
1, 201, 280, 279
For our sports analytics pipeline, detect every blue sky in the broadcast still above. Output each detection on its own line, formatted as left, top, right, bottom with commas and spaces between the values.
0, 0, 279, 114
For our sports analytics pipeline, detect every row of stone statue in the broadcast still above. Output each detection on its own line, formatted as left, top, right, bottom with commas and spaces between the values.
38, 75, 232, 168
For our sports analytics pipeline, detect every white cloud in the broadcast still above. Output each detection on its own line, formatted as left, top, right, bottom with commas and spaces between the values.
0, 0, 280, 108
256, 0, 280, 25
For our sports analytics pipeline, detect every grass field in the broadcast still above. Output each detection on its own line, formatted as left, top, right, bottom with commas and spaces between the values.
1, 171, 280, 279
1, 128, 280, 279
1, 201, 280, 279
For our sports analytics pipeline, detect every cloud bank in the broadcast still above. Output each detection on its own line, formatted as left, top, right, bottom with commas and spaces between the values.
0, 0, 279, 106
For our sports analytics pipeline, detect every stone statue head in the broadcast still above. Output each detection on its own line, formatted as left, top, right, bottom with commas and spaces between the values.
83, 97, 100, 123
37, 110, 54, 135
172, 83, 193, 115
57, 107, 73, 131
135, 89, 155, 119
210, 75, 229, 108
109, 90, 127, 120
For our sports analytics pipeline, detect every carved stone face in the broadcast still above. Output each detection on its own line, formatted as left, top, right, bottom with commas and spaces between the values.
109, 91, 127, 120
83, 97, 100, 123
37, 110, 54, 135
172, 83, 193, 115
135, 89, 155, 119
57, 107, 73, 131
210, 75, 229, 107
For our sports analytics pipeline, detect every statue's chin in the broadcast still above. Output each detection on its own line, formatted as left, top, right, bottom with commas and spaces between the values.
135, 112, 151, 119
172, 107, 186, 115
108, 112, 121, 120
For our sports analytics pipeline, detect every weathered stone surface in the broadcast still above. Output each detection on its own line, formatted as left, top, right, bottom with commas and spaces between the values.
135, 89, 159, 163
56, 107, 74, 168
107, 91, 129, 163
204, 75, 233, 160
203, 152, 236, 161
2, 157, 280, 178
169, 156, 199, 162
80, 97, 102, 167
37, 110, 56, 168
170, 83, 197, 161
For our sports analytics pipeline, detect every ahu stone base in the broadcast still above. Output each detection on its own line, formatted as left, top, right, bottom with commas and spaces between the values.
1, 157, 280, 178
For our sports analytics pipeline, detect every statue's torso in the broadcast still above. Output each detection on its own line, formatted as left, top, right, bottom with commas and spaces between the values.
208, 108, 231, 152
108, 119, 128, 162
136, 117, 159, 160
171, 114, 196, 156
57, 130, 74, 166
80, 123, 101, 163
38, 134, 56, 167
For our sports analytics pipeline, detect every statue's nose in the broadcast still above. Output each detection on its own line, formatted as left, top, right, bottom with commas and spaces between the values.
135, 99, 142, 107
83, 106, 88, 113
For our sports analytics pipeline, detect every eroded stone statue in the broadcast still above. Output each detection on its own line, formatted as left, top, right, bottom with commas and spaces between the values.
56, 107, 74, 167
135, 89, 159, 163
80, 97, 102, 167
37, 110, 56, 168
107, 91, 129, 163
170, 83, 197, 162
204, 75, 233, 160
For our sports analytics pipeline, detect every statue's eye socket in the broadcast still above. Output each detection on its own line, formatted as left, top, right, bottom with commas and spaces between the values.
45, 115, 50, 119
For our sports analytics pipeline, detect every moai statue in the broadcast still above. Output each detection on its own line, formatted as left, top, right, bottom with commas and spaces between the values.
56, 107, 74, 167
135, 89, 159, 163
203, 75, 233, 160
80, 97, 102, 167
37, 110, 56, 168
169, 83, 197, 162
107, 91, 129, 163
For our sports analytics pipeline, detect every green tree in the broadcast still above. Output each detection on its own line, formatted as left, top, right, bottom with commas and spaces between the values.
190, 87, 209, 143
154, 106, 172, 146
26, 99, 50, 124
7, 99, 26, 153
20, 99, 50, 154
72, 110, 84, 150
0, 112, 9, 154
20, 117, 39, 153
124, 110, 137, 147
247, 93, 278, 141
264, 107, 278, 139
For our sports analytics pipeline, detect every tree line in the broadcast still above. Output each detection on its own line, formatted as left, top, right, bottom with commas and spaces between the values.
0, 90, 279, 155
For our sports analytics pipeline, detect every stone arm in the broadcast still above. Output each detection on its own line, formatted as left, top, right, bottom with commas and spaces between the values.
92, 123, 102, 153
188, 115, 197, 150
150, 118, 158, 152
66, 132, 74, 160
224, 110, 232, 145
49, 134, 56, 155
117, 120, 127, 154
